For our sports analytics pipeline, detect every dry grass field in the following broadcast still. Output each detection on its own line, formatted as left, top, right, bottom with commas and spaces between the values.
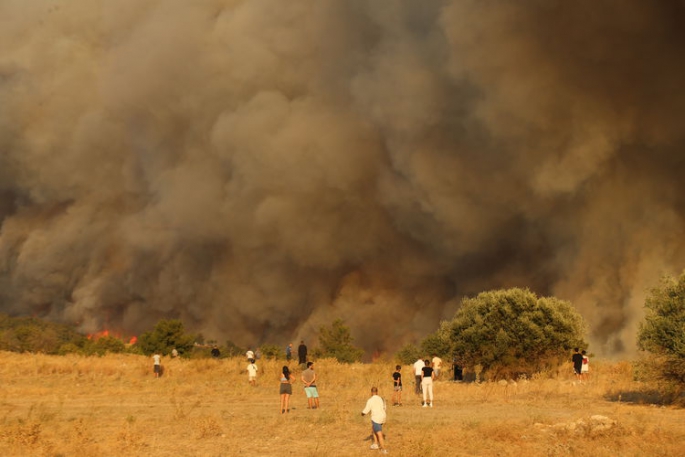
0, 351, 683, 457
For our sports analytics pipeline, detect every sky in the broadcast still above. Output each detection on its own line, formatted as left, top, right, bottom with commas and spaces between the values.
1, 0, 684, 357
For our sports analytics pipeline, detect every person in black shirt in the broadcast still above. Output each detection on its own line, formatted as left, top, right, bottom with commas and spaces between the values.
421, 359, 435, 407
572, 348, 583, 381
392, 365, 403, 406
298, 340, 308, 365
452, 357, 463, 381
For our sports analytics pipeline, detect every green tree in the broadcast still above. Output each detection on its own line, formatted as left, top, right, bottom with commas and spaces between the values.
395, 342, 422, 365
313, 318, 364, 363
223, 340, 245, 358
421, 332, 452, 360
86, 335, 127, 356
259, 344, 283, 360
137, 319, 196, 356
438, 288, 586, 379
638, 273, 685, 385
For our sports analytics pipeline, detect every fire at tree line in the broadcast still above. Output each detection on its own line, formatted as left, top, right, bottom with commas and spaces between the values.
1, 278, 684, 387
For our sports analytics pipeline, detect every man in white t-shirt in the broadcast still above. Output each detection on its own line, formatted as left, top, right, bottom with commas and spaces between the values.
432, 354, 443, 379
153, 353, 162, 378
413, 358, 425, 395
361, 387, 387, 453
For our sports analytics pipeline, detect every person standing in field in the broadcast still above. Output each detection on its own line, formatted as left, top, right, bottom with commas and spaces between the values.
413, 358, 425, 396
421, 359, 435, 407
247, 359, 258, 386
280, 366, 293, 414
298, 340, 308, 365
452, 356, 463, 381
432, 354, 443, 379
286, 343, 293, 362
361, 386, 387, 453
153, 352, 162, 378
572, 348, 583, 382
301, 361, 319, 409
392, 365, 403, 406
581, 350, 590, 381
211, 345, 220, 358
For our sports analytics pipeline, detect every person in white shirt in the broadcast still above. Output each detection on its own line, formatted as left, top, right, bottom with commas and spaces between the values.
413, 358, 425, 395
247, 361, 258, 386
361, 387, 387, 453
432, 354, 443, 379
153, 352, 162, 378
581, 350, 590, 381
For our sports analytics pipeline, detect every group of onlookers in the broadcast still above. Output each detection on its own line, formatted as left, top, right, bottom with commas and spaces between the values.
151, 344, 592, 454
410, 354, 443, 407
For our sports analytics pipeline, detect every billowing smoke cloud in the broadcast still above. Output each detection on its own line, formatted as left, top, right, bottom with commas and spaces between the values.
1, 0, 684, 357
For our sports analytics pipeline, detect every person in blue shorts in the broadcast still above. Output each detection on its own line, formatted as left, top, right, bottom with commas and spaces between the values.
301, 361, 319, 409
362, 387, 387, 453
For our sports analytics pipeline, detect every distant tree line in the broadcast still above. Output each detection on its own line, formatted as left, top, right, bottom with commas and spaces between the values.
0, 314, 366, 363
2, 276, 684, 396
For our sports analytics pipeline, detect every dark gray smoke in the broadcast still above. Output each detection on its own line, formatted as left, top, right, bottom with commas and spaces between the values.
1, 0, 684, 357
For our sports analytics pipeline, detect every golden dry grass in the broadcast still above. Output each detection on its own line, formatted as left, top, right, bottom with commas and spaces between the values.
0, 352, 683, 456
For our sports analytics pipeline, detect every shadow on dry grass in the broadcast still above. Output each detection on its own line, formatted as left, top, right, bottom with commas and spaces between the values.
604, 389, 668, 405
604, 389, 685, 406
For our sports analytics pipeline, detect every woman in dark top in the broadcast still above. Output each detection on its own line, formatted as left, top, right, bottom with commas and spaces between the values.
421, 359, 435, 407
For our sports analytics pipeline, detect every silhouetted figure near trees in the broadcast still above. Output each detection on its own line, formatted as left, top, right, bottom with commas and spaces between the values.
452, 357, 463, 381
298, 340, 308, 365
572, 348, 584, 382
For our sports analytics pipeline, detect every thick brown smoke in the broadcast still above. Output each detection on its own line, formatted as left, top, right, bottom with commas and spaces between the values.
1, 0, 684, 357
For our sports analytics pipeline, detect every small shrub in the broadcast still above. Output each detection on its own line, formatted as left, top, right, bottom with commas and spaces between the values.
259, 344, 283, 360
312, 319, 364, 363
395, 343, 422, 365
136, 319, 195, 356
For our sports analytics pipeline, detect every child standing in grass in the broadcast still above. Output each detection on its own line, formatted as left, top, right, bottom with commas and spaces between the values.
392, 365, 403, 406
581, 350, 590, 381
